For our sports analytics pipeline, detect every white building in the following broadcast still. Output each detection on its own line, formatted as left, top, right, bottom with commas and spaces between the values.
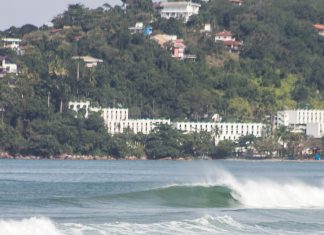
159, 1, 201, 23
276, 110, 324, 127
68, 101, 91, 118
68, 101, 170, 135
174, 121, 266, 144
276, 110, 324, 137
0, 56, 18, 77
2, 38, 21, 50
216, 123, 265, 142
68, 101, 266, 143
228, 0, 243, 6
72, 56, 103, 68
306, 123, 324, 138
108, 119, 171, 135
129, 22, 144, 34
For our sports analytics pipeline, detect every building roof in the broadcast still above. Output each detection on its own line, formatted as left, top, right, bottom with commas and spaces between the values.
229, 0, 243, 3
73, 36, 82, 41
160, 1, 201, 8
215, 30, 232, 37
172, 39, 186, 49
314, 24, 324, 30
49, 28, 62, 34
72, 56, 103, 63
224, 40, 242, 47
151, 34, 177, 46
2, 38, 22, 43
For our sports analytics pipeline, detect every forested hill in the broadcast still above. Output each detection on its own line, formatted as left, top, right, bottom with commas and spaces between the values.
0, 0, 323, 157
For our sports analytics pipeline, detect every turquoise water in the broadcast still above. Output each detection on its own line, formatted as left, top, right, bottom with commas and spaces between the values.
1, 160, 324, 234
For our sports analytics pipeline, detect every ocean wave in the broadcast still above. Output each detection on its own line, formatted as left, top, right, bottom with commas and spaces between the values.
0, 215, 255, 235
203, 168, 324, 209
92, 168, 324, 209
102, 185, 239, 208
0, 217, 63, 235
60, 215, 260, 235
107, 168, 324, 209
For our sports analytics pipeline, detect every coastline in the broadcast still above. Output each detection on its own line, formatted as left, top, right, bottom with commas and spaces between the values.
0, 152, 322, 162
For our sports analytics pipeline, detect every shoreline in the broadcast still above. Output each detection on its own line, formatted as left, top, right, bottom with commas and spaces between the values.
0, 153, 322, 162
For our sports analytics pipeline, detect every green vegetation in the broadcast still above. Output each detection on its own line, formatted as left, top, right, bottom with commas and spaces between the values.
0, 0, 323, 158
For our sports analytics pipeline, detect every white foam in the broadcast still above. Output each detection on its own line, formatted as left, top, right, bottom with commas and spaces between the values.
0, 217, 63, 235
61, 215, 256, 235
195, 166, 324, 209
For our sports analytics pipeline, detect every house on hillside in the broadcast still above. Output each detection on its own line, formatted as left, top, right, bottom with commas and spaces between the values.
215, 30, 235, 42
151, 34, 196, 60
49, 28, 62, 35
0, 56, 18, 78
129, 22, 144, 34
158, 1, 201, 23
229, 0, 243, 6
313, 24, 324, 36
224, 40, 243, 53
2, 38, 22, 51
151, 34, 178, 47
200, 24, 212, 35
72, 56, 103, 68
215, 30, 242, 53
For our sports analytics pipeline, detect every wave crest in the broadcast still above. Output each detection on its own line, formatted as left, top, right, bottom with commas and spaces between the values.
0, 217, 62, 235
105, 185, 239, 208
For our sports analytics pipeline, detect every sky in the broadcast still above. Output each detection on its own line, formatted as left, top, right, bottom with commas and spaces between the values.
0, 0, 122, 30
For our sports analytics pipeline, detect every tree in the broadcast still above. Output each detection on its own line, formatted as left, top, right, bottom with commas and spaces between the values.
145, 124, 184, 159
213, 140, 235, 159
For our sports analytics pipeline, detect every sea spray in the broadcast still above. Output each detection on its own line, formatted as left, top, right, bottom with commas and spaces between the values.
0, 217, 63, 235
192, 164, 324, 209
60, 215, 260, 235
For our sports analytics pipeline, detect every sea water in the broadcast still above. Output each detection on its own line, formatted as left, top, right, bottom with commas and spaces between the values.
1, 160, 324, 234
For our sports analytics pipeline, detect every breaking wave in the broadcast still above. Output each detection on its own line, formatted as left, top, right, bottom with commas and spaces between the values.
189, 167, 324, 209
60, 215, 260, 235
101, 167, 324, 209
107, 185, 239, 208
0, 215, 263, 235
0, 217, 63, 235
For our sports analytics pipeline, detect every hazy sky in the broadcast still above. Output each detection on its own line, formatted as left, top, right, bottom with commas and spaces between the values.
0, 0, 122, 30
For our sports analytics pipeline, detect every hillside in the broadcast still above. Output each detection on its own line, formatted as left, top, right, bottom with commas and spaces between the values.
0, 0, 323, 158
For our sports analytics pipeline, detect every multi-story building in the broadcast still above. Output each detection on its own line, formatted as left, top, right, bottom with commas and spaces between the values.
110, 119, 171, 135
159, 1, 201, 23
306, 123, 324, 138
216, 123, 265, 142
68, 101, 170, 135
276, 110, 324, 137
276, 110, 324, 127
68, 101, 91, 118
69, 101, 266, 144
174, 121, 266, 144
